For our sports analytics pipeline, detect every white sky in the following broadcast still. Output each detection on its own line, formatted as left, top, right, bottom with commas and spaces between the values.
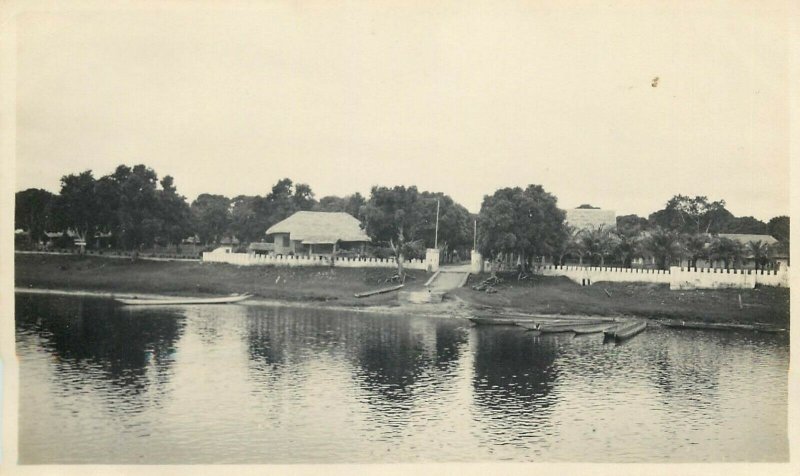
13, 1, 791, 221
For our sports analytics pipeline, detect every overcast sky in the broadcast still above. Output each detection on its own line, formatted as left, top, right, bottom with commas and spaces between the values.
14, 2, 790, 221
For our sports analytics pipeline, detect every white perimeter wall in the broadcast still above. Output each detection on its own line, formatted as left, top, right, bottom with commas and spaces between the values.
532, 264, 789, 289
203, 251, 427, 270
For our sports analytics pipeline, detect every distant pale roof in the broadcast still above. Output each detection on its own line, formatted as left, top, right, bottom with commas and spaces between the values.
564, 208, 616, 230
718, 234, 778, 245
265, 211, 371, 244
248, 242, 274, 251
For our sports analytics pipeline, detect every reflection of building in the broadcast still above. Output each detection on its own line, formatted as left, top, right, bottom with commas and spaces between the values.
265, 211, 370, 258
564, 208, 616, 230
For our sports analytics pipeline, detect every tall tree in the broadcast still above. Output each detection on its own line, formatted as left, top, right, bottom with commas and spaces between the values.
156, 175, 193, 250
648, 195, 732, 234
110, 165, 161, 249
314, 193, 366, 219
229, 195, 268, 244
55, 170, 100, 243
767, 216, 789, 243
362, 185, 427, 276
15, 188, 57, 243
476, 185, 566, 270
264, 178, 317, 227
417, 191, 472, 253
616, 214, 648, 236
722, 216, 767, 234
190, 194, 231, 246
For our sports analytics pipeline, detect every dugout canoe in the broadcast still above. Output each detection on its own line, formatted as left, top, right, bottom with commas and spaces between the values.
468, 317, 523, 326
604, 320, 647, 341
659, 319, 786, 333
354, 284, 404, 298
117, 293, 252, 306
571, 322, 616, 334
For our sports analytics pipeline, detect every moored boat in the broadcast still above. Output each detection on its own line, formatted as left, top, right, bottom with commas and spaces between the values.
515, 321, 540, 330
354, 284, 404, 298
537, 319, 609, 333
571, 322, 615, 334
467, 317, 521, 326
604, 320, 647, 341
117, 293, 252, 306
659, 319, 786, 333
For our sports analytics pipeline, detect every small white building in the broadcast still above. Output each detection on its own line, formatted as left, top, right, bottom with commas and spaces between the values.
564, 208, 616, 231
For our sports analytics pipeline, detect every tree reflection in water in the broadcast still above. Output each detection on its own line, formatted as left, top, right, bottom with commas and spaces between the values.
15, 294, 185, 413
470, 327, 562, 449
244, 306, 468, 408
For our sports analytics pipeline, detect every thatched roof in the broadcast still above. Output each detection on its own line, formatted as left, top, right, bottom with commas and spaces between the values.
265, 211, 371, 244
718, 234, 778, 246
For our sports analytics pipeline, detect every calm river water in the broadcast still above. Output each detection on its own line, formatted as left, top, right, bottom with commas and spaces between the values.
15, 293, 789, 463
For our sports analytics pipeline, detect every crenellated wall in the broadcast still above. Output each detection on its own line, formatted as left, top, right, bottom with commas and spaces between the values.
530, 264, 789, 289
668, 266, 789, 290
534, 265, 671, 286
202, 250, 427, 270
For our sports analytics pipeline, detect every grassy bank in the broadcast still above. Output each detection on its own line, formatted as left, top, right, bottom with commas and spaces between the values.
15, 254, 428, 307
16, 254, 791, 326
453, 272, 790, 327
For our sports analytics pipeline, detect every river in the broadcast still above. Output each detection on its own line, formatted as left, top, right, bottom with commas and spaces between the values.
14, 293, 789, 463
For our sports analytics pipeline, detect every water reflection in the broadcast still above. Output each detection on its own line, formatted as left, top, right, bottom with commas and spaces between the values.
15, 293, 789, 463
16, 294, 185, 409
469, 327, 563, 451
244, 306, 469, 402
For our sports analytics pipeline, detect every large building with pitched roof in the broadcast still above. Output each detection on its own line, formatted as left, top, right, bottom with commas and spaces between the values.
264, 211, 371, 257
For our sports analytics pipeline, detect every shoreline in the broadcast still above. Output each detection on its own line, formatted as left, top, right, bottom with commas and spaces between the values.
14, 286, 475, 320
15, 254, 790, 327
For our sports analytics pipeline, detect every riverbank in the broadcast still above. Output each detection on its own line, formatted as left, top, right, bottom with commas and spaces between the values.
453, 272, 790, 327
15, 254, 791, 327
15, 253, 429, 308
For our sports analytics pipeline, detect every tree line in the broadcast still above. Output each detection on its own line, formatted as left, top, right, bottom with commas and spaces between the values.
15, 164, 789, 270
477, 190, 789, 271
14, 164, 474, 260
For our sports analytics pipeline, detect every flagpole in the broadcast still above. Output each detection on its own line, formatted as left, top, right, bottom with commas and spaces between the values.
434, 199, 440, 249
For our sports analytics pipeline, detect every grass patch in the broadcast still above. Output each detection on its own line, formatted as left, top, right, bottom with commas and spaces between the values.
454, 272, 790, 326
15, 254, 428, 307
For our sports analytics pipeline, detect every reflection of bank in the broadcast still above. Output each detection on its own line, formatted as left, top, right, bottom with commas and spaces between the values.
244, 306, 468, 409
15, 294, 186, 410
470, 327, 562, 447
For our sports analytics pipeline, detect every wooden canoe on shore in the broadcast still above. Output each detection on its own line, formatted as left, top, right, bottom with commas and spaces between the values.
354, 284, 404, 298
571, 322, 616, 334
604, 320, 647, 341
515, 321, 540, 330
117, 293, 252, 306
468, 317, 523, 326
659, 319, 786, 333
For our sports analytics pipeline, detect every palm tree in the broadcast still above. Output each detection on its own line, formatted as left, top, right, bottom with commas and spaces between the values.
642, 228, 685, 270
613, 229, 641, 268
746, 240, 770, 271
554, 225, 579, 265
683, 233, 710, 268
708, 236, 743, 270
578, 225, 617, 266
